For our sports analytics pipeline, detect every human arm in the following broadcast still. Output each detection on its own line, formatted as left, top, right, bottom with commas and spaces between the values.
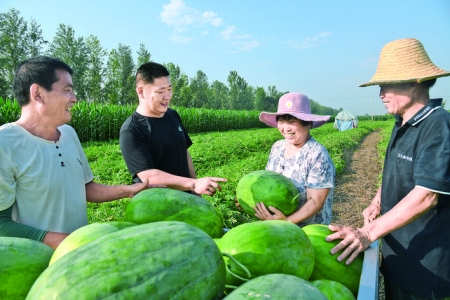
0, 205, 67, 249
254, 187, 330, 223
85, 179, 155, 203
137, 169, 227, 196
326, 186, 439, 264
362, 185, 382, 224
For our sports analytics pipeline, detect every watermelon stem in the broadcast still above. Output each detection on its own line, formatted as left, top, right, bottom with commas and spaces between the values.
222, 252, 251, 282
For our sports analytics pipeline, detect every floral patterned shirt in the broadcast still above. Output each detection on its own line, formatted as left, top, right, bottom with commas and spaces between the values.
266, 137, 335, 226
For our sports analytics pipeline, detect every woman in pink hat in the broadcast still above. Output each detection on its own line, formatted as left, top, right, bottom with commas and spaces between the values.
254, 92, 336, 226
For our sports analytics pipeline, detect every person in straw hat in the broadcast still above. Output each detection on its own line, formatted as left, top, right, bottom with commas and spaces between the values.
252, 92, 336, 227
327, 38, 450, 299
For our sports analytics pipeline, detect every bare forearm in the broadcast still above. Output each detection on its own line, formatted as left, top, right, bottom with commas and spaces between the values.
363, 187, 438, 241
85, 181, 140, 203
138, 169, 195, 191
288, 188, 328, 223
42, 232, 69, 249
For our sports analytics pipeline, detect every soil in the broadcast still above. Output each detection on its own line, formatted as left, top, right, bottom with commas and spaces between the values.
331, 130, 385, 299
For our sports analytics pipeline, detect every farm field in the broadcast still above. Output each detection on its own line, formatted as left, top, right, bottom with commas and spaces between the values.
84, 120, 393, 229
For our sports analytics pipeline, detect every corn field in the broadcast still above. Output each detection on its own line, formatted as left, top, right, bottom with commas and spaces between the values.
0, 98, 267, 142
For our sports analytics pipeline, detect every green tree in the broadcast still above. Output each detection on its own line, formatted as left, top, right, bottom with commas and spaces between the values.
227, 70, 254, 110
85, 35, 106, 103
190, 70, 209, 108
164, 62, 190, 107
136, 43, 151, 67
0, 8, 46, 99
209, 80, 229, 109
47, 24, 89, 101
104, 44, 135, 105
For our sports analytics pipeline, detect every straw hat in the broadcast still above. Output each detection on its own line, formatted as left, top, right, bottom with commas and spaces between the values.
259, 92, 330, 129
359, 38, 450, 87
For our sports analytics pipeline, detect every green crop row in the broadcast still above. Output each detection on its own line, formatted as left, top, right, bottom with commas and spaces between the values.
84, 120, 393, 228
0, 98, 268, 141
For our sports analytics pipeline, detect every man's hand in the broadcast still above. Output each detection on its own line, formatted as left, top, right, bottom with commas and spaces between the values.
253, 202, 287, 221
193, 177, 227, 196
326, 224, 372, 265
362, 201, 380, 225
126, 178, 167, 198
43, 232, 69, 249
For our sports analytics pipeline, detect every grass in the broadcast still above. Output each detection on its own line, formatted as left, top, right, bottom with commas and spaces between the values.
84, 120, 394, 228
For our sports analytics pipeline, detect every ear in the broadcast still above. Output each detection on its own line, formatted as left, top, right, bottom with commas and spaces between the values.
29, 83, 44, 104
136, 85, 144, 98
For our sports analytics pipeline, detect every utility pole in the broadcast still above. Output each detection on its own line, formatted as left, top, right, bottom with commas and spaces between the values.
371, 94, 374, 121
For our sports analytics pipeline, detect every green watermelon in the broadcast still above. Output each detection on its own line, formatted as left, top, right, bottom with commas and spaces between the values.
49, 221, 136, 265
303, 224, 364, 295
235, 170, 299, 217
0, 237, 53, 299
224, 273, 328, 299
218, 220, 314, 287
124, 188, 224, 238
26, 221, 226, 300
311, 279, 356, 300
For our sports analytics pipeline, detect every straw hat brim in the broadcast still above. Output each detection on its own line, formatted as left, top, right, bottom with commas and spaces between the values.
359, 38, 450, 87
259, 112, 330, 129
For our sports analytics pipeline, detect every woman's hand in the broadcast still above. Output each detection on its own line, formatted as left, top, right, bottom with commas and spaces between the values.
253, 202, 288, 221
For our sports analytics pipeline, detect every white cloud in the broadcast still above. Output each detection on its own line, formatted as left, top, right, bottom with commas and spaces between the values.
161, 0, 223, 37
220, 26, 260, 52
160, 0, 259, 52
288, 32, 331, 50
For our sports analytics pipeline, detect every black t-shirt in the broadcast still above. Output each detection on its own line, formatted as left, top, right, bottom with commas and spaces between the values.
380, 98, 450, 298
119, 108, 193, 183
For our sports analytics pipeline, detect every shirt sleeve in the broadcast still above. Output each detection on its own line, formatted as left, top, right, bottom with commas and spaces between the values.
306, 146, 335, 189
0, 205, 48, 241
414, 133, 450, 194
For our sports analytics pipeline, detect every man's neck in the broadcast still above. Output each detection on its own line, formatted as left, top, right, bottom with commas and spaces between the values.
15, 116, 60, 141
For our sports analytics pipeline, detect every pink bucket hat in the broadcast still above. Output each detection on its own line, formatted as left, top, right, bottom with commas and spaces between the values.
259, 92, 330, 129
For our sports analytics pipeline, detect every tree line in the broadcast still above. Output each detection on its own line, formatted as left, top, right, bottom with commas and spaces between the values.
0, 8, 341, 115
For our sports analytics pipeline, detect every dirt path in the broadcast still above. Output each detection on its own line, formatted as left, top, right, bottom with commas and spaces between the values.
332, 130, 382, 228
332, 130, 385, 299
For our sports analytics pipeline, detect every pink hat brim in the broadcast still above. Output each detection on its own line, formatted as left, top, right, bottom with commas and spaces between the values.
259, 112, 330, 129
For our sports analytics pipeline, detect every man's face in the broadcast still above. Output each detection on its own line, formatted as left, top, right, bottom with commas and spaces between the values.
137, 76, 172, 117
379, 83, 414, 115
39, 69, 77, 126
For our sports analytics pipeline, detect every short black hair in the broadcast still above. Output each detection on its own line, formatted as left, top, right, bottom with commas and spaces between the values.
13, 56, 73, 107
276, 114, 312, 128
135, 62, 170, 85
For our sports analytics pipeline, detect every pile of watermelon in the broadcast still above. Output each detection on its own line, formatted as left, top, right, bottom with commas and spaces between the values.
1, 170, 364, 299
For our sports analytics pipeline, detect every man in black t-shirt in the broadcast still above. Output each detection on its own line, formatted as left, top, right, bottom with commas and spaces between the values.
326, 38, 450, 299
119, 62, 226, 196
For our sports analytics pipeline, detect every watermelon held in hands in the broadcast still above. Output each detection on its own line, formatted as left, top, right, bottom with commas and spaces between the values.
302, 224, 364, 296
0, 237, 54, 299
124, 188, 224, 238
311, 279, 356, 300
49, 221, 136, 265
26, 221, 226, 300
218, 220, 314, 288
236, 170, 299, 217
224, 273, 328, 300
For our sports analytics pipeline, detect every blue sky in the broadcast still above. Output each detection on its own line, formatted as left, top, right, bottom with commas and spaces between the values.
2, 0, 449, 115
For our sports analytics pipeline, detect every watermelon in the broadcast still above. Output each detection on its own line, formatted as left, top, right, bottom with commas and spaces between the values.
303, 224, 364, 295
0, 237, 53, 299
224, 273, 328, 299
124, 188, 224, 238
218, 220, 314, 287
26, 221, 226, 300
311, 279, 356, 300
49, 221, 136, 265
235, 170, 299, 217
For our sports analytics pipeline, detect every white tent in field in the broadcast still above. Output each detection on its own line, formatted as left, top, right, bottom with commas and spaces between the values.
334, 111, 358, 131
